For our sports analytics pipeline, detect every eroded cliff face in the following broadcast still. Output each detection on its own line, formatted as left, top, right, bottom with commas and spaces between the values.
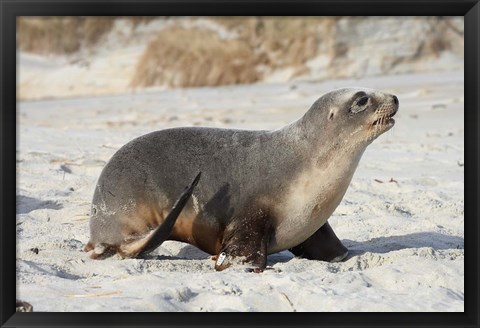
304, 17, 463, 81
17, 17, 463, 100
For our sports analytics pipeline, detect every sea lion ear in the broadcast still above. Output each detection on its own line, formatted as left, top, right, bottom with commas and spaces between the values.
328, 108, 337, 120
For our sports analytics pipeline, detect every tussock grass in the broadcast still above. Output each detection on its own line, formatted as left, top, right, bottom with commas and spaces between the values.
131, 17, 334, 88
17, 16, 337, 88
216, 17, 333, 69
83, 18, 114, 46
130, 26, 260, 88
17, 17, 115, 54
19, 16, 460, 90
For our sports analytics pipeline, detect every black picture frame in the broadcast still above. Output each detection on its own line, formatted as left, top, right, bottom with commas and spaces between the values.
1, 1, 478, 327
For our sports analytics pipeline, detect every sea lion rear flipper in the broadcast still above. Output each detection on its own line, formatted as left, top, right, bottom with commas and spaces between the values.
121, 172, 201, 258
289, 221, 348, 262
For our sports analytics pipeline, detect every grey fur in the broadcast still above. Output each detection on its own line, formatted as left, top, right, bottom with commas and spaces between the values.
86, 87, 398, 270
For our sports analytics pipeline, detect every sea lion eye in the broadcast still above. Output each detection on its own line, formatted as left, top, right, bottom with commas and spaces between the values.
350, 95, 369, 114
357, 96, 369, 106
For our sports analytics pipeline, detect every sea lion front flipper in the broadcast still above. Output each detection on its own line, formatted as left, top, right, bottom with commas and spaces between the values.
215, 212, 272, 272
289, 221, 348, 262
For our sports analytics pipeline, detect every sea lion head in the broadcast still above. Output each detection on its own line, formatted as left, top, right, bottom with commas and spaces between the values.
306, 87, 399, 146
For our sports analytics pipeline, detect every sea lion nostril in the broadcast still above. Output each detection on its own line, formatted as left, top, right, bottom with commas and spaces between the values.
392, 95, 399, 105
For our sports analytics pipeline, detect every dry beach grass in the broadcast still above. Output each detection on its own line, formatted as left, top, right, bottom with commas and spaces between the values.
130, 17, 330, 88
130, 26, 259, 88
17, 16, 463, 98
17, 17, 115, 54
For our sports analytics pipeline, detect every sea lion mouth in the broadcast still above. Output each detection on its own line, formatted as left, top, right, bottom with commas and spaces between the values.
372, 106, 398, 127
372, 116, 394, 126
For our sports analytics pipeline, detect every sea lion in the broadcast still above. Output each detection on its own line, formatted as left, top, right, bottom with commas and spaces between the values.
85, 87, 398, 272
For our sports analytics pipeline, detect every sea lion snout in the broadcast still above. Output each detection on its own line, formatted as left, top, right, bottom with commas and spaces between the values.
388, 94, 399, 115
392, 95, 399, 106
364, 93, 399, 140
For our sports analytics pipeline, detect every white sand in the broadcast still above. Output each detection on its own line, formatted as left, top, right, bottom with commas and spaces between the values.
16, 70, 464, 312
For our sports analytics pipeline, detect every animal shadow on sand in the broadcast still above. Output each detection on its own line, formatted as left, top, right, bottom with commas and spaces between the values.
142, 245, 295, 270
16, 195, 63, 214
343, 232, 464, 258
265, 232, 464, 266
141, 232, 463, 266
140, 244, 211, 261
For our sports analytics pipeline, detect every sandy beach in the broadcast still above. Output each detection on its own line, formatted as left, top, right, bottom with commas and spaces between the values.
16, 68, 464, 311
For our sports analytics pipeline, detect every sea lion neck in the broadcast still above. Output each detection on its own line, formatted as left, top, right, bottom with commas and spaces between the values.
275, 113, 367, 155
